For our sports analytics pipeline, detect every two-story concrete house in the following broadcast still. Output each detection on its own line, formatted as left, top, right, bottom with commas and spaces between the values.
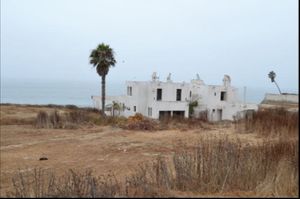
91, 73, 258, 121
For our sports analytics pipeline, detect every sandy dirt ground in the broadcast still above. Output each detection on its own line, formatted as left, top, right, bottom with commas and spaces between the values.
0, 105, 264, 196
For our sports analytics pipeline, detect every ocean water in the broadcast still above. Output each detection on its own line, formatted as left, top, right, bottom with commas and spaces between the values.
1, 80, 124, 107
0, 79, 297, 107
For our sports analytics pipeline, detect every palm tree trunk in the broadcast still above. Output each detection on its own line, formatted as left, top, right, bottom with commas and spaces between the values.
101, 75, 106, 116
274, 80, 282, 94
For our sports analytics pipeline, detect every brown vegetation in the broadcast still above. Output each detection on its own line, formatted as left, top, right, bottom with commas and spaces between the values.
1, 104, 298, 197
34, 108, 100, 129
123, 113, 159, 131
6, 137, 298, 197
33, 109, 211, 131
123, 113, 210, 131
234, 108, 298, 137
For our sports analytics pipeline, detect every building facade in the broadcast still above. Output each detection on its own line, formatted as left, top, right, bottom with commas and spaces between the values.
91, 73, 258, 121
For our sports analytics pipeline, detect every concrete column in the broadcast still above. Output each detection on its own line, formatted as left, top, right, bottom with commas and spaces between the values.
184, 111, 189, 118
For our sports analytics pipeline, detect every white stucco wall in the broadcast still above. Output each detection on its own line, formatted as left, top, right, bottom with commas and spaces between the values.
124, 80, 190, 118
189, 79, 243, 121
91, 74, 258, 121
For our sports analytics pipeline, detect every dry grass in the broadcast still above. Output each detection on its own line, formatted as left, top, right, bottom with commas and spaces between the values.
33, 109, 212, 132
121, 113, 211, 131
33, 108, 134, 130
0, 117, 35, 125
35, 110, 63, 129
159, 117, 211, 131
34, 108, 101, 129
171, 137, 298, 196
6, 136, 298, 197
234, 108, 298, 137
6, 169, 122, 198
2, 104, 211, 131
2, 104, 298, 197
0, 104, 98, 126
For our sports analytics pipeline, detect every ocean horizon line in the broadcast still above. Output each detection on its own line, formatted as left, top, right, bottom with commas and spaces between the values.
1, 79, 298, 107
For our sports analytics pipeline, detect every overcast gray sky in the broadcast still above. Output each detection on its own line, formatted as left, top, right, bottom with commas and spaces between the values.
1, 0, 298, 91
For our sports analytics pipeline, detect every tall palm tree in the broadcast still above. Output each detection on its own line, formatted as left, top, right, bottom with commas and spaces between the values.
268, 71, 282, 94
90, 43, 116, 115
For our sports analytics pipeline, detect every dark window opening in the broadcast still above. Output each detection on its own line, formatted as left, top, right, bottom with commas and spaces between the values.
134, 106, 136, 112
190, 91, 192, 98
176, 89, 182, 101
213, 109, 215, 112
157, 89, 162, 101
214, 92, 216, 96
127, 86, 132, 96
220, 91, 227, 101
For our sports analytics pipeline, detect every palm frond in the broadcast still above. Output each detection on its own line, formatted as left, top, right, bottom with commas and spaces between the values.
268, 71, 276, 82
89, 43, 116, 75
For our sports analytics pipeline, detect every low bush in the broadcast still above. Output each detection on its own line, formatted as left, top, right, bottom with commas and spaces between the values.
124, 113, 159, 131
65, 104, 79, 110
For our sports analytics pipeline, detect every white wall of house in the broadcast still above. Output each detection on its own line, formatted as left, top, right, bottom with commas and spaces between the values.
188, 76, 251, 121
123, 80, 190, 118
92, 73, 258, 121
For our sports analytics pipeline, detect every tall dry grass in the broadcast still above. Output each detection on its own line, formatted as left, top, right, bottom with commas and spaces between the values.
235, 108, 298, 137
171, 137, 298, 196
6, 136, 298, 197
35, 110, 62, 128
35, 109, 99, 129
6, 169, 122, 198
34, 108, 130, 129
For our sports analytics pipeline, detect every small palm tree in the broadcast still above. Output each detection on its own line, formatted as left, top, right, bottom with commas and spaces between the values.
112, 101, 121, 117
90, 43, 116, 115
268, 71, 282, 94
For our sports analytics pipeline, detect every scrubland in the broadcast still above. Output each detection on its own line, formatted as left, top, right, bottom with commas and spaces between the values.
0, 104, 298, 197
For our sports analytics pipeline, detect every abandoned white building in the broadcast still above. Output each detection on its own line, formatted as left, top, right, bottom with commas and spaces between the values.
91, 73, 258, 121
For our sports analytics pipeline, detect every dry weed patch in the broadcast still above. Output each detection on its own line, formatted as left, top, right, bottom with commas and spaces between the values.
7, 136, 298, 197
